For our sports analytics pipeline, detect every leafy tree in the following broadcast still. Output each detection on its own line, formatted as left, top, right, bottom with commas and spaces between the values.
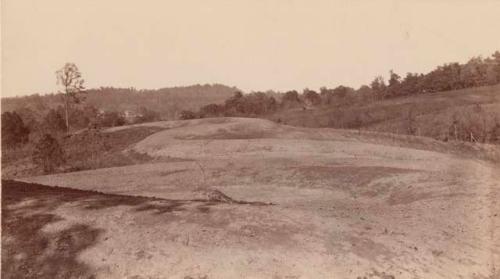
319, 87, 335, 104
224, 91, 243, 106
282, 90, 300, 103
1, 111, 30, 148
223, 91, 245, 115
484, 52, 500, 85
357, 85, 373, 95
281, 91, 302, 109
492, 51, 500, 82
100, 111, 126, 127
460, 57, 488, 88
387, 70, 401, 97
179, 110, 197, 120
302, 89, 321, 106
199, 103, 223, 117
80, 105, 101, 129
43, 108, 67, 134
332, 85, 355, 98
220, 92, 278, 116
328, 86, 357, 105
370, 76, 386, 98
263, 95, 278, 113
356, 85, 374, 101
399, 73, 422, 95
66, 105, 96, 129
32, 134, 65, 173
56, 63, 86, 133
424, 63, 462, 92
136, 107, 160, 123
16, 107, 42, 136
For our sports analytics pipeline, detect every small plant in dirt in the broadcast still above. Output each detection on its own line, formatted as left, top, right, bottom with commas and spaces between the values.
32, 134, 65, 173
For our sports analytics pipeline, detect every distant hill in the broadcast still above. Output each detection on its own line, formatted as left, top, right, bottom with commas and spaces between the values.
268, 84, 500, 143
1, 84, 239, 120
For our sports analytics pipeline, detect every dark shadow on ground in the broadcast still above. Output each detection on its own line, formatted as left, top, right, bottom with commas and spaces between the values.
2, 180, 104, 279
1, 179, 271, 278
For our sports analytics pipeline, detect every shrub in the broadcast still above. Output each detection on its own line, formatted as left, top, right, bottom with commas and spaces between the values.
135, 107, 160, 123
281, 90, 301, 108
448, 106, 498, 143
32, 134, 65, 173
43, 108, 66, 134
302, 89, 322, 106
199, 103, 223, 117
1, 111, 30, 148
179, 110, 197, 120
100, 111, 126, 127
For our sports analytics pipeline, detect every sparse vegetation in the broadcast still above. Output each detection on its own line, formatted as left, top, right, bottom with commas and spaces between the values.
32, 134, 65, 173
61, 126, 162, 172
1, 125, 164, 178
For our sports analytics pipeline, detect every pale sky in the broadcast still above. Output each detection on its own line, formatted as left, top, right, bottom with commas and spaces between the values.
2, 0, 500, 97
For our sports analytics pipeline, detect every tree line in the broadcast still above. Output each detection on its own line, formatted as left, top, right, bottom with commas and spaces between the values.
180, 51, 500, 120
2, 51, 500, 173
372, 52, 500, 98
1, 63, 152, 174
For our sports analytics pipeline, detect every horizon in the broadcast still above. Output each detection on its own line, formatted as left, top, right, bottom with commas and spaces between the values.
2, 0, 500, 98
0, 83, 242, 99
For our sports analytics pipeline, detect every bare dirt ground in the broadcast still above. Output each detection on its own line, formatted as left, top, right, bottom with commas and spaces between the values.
4, 117, 500, 278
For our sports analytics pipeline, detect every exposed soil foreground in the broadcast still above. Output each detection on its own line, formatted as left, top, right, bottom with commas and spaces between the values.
5, 118, 500, 278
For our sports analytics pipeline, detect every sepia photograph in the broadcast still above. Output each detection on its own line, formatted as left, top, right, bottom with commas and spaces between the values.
1, 1, 500, 278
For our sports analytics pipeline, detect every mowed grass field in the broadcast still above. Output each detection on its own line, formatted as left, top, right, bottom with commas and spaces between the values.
3, 117, 500, 278
270, 85, 500, 141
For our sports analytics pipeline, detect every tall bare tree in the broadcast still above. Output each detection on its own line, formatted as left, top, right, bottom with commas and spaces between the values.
56, 63, 85, 134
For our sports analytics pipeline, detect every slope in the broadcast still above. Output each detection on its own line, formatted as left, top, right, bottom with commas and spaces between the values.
12, 117, 500, 278
270, 84, 500, 143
